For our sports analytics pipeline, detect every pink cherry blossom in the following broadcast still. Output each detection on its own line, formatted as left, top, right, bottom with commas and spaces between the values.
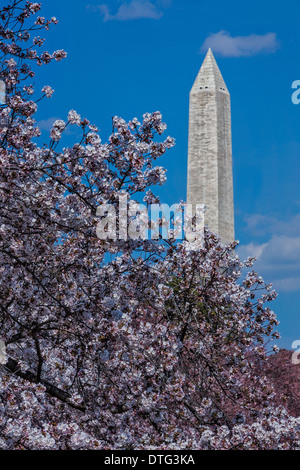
0, 0, 299, 451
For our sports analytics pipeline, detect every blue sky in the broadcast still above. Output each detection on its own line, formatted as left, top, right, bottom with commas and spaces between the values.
33, 0, 300, 350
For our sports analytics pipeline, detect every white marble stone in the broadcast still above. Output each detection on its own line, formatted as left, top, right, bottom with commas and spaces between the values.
0, 81, 5, 105
187, 49, 234, 244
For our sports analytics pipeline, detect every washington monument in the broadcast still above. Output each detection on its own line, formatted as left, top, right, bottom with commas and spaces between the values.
187, 48, 234, 244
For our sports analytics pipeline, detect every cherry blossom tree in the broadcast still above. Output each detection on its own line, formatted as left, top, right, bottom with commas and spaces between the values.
0, 0, 299, 450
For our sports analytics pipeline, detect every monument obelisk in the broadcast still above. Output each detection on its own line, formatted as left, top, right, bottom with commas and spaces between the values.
187, 48, 234, 244
0, 80, 5, 105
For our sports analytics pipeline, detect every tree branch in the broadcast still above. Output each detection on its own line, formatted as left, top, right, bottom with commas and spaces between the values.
2, 356, 86, 412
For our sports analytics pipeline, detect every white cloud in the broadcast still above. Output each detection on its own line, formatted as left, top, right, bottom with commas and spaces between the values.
200, 31, 280, 57
238, 212, 300, 292
238, 241, 268, 261
37, 117, 60, 131
244, 212, 300, 238
37, 117, 76, 136
90, 1, 164, 21
275, 277, 300, 293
